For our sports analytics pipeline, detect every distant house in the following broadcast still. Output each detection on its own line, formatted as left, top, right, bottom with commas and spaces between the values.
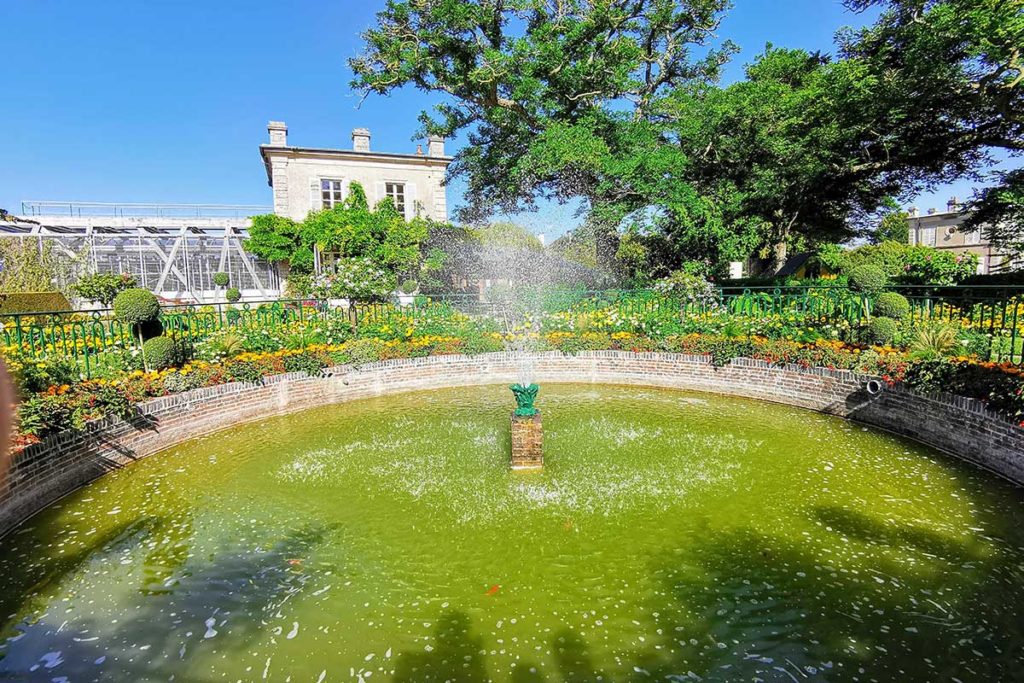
907, 197, 1017, 274
259, 122, 451, 224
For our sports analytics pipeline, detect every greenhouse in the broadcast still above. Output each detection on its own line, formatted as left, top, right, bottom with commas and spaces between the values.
3, 202, 281, 302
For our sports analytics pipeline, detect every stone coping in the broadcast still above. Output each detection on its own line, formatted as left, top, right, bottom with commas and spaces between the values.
1, 351, 1021, 539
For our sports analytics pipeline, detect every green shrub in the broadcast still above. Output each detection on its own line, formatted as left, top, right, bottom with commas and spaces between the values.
344, 338, 387, 365
286, 273, 313, 297
461, 334, 504, 356
908, 324, 959, 360
71, 272, 137, 305
873, 292, 910, 319
399, 279, 419, 294
283, 352, 327, 376
141, 336, 178, 370
0, 291, 72, 315
113, 288, 160, 325
162, 371, 202, 393
225, 287, 241, 303
213, 272, 230, 287
225, 360, 264, 384
11, 356, 80, 396
848, 265, 888, 294
864, 316, 899, 344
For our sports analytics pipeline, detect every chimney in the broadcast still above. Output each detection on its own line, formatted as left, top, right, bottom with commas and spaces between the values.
427, 135, 445, 157
352, 128, 371, 152
908, 206, 919, 218
947, 196, 961, 212
267, 121, 287, 146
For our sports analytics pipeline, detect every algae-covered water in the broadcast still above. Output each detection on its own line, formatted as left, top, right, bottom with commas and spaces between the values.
0, 383, 1022, 682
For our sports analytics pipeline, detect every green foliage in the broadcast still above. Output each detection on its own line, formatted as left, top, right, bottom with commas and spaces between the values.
283, 353, 327, 376
965, 168, 1024, 256
872, 292, 910, 319
473, 223, 543, 252
652, 271, 720, 309
225, 287, 241, 303
312, 258, 396, 300
827, 241, 977, 285
848, 265, 888, 294
285, 273, 314, 297
907, 324, 959, 361
225, 360, 264, 384
245, 214, 305, 270
838, 0, 1024, 256
344, 337, 387, 365
210, 332, 246, 358
351, 0, 1024, 274
141, 336, 179, 371
212, 272, 230, 287
71, 272, 137, 306
0, 291, 72, 315
11, 357, 79, 396
248, 182, 429, 289
113, 288, 160, 325
864, 316, 899, 345
0, 238, 82, 294
872, 206, 910, 244
399, 279, 419, 294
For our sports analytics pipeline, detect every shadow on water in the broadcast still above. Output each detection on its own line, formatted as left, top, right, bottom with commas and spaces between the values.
390, 614, 594, 683
620, 503, 1024, 682
392, 611, 489, 682
0, 523, 336, 682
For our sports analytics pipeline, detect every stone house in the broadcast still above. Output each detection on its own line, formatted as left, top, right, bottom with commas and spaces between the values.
907, 197, 1018, 274
259, 122, 452, 224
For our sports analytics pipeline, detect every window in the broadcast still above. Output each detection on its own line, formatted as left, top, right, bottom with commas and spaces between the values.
385, 182, 406, 215
965, 228, 982, 245
920, 227, 936, 246
321, 179, 344, 209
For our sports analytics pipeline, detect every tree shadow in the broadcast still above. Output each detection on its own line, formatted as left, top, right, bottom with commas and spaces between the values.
392, 610, 490, 682
0, 523, 336, 682
627, 500, 1024, 682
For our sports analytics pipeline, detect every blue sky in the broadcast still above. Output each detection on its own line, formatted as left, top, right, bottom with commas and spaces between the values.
0, 0, 1003, 240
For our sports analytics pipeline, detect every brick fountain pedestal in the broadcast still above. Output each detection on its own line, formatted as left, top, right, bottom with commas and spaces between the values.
510, 382, 543, 469
510, 411, 543, 469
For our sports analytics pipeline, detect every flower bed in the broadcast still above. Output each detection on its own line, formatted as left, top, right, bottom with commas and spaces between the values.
11, 332, 1023, 448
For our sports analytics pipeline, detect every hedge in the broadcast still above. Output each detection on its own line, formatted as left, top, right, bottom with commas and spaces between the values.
0, 292, 72, 315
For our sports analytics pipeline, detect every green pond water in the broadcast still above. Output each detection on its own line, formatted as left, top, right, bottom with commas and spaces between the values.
1, 384, 1023, 682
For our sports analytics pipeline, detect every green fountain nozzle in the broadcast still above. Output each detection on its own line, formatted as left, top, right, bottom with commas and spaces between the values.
510, 383, 540, 417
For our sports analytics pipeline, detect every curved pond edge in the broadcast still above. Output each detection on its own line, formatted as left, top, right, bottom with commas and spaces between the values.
2, 351, 1022, 538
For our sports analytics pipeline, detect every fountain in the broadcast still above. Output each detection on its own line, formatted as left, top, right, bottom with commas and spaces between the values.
2, 383, 1023, 681
509, 382, 543, 469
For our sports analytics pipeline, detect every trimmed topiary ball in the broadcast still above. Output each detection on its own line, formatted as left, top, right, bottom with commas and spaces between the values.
848, 265, 888, 294
225, 287, 241, 303
213, 272, 230, 287
141, 336, 178, 370
865, 316, 899, 345
113, 288, 160, 325
873, 291, 910, 319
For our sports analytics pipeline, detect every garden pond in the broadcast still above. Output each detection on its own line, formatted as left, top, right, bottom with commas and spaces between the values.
0, 384, 1022, 681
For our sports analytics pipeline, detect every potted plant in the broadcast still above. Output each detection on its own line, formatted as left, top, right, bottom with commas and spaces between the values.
396, 279, 419, 306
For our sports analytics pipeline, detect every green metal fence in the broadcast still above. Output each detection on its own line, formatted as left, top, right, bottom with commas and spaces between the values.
2, 285, 1022, 377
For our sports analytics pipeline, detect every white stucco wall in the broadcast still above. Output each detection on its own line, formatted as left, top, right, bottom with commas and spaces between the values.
261, 147, 451, 223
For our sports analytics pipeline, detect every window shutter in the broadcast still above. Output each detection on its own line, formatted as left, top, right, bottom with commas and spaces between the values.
310, 179, 321, 213
374, 182, 387, 207
404, 183, 418, 221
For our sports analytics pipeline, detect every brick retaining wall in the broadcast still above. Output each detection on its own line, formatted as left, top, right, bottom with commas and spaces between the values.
2, 351, 1021, 538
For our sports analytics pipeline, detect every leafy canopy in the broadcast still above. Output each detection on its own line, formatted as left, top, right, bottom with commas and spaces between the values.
245, 181, 430, 279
